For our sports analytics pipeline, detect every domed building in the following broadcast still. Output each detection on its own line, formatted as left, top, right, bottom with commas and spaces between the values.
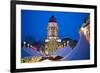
45, 16, 61, 42
45, 16, 61, 56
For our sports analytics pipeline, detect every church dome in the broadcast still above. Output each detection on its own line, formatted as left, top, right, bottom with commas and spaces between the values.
49, 16, 56, 22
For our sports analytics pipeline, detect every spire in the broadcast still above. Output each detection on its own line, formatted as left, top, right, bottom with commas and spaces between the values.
49, 16, 56, 22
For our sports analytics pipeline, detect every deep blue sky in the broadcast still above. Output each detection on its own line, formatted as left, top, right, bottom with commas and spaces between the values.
21, 10, 89, 42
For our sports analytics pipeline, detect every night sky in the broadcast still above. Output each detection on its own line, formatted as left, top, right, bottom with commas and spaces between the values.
21, 10, 89, 42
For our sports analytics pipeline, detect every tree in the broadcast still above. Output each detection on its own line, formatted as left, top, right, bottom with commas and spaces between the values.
46, 39, 58, 56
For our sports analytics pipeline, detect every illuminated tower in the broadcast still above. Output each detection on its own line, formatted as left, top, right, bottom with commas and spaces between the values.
45, 16, 61, 56
45, 16, 61, 42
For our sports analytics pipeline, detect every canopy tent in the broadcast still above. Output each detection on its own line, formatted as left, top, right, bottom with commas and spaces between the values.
21, 48, 43, 58
62, 33, 90, 60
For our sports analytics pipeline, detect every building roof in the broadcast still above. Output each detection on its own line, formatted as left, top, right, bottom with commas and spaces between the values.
82, 15, 90, 28
49, 16, 56, 22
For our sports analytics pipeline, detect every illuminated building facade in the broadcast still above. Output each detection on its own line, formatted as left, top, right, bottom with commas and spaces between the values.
45, 16, 61, 42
